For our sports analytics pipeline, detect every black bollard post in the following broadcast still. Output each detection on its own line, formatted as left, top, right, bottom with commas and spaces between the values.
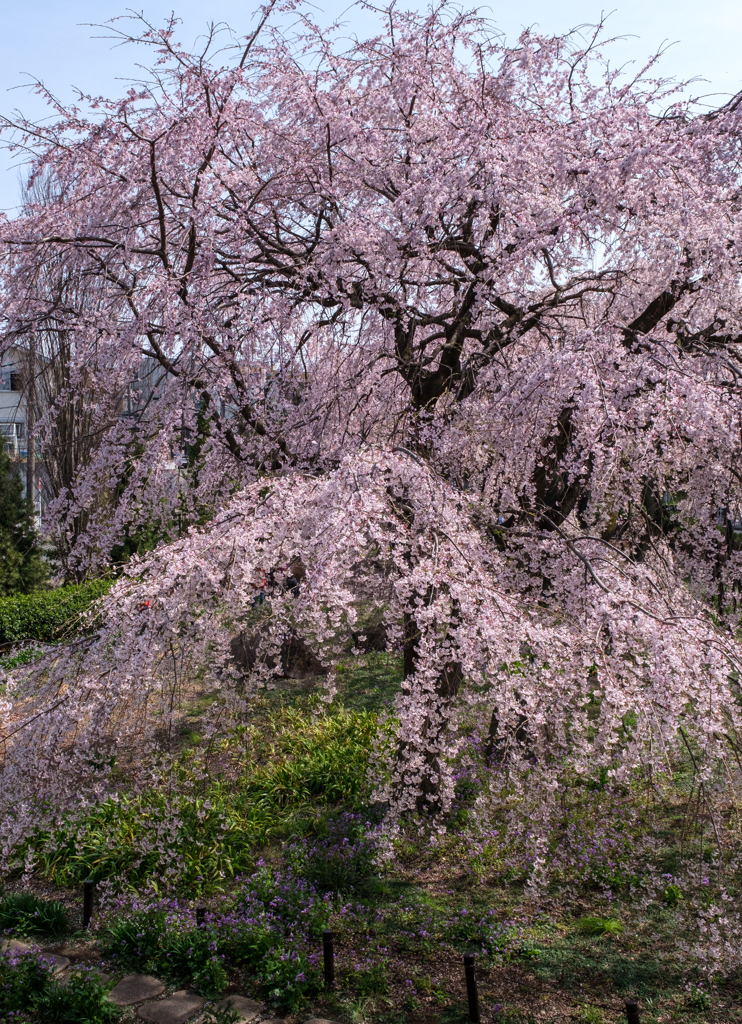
625, 1000, 640, 1024
196, 906, 207, 928
463, 954, 480, 1024
323, 929, 335, 988
83, 879, 95, 930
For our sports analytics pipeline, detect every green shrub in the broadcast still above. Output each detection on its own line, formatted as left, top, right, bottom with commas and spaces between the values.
0, 891, 68, 938
0, 580, 111, 645
0, 448, 47, 597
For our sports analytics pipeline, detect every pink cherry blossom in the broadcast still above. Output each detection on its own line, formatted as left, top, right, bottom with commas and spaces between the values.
0, 9, 741, 953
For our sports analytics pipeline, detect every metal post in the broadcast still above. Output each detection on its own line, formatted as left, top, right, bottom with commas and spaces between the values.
323, 929, 335, 988
196, 906, 206, 928
463, 953, 480, 1024
83, 879, 95, 929
625, 1000, 640, 1024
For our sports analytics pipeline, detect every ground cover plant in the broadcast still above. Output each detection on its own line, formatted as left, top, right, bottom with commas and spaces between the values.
2, 2, 742, 1019
0, 891, 68, 938
14, 696, 384, 890
93, 821, 528, 1013
0, 950, 119, 1023
2, 670, 740, 1021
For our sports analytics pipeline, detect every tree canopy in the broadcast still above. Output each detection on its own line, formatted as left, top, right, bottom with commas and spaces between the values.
1, 5, 742, 920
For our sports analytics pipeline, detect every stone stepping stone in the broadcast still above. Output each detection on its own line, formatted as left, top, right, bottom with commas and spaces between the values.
42, 952, 71, 974
215, 996, 262, 1023
0, 939, 69, 974
61, 968, 111, 986
303, 1019, 339, 1024
0, 938, 32, 955
109, 974, 166, 1006
139, 991, 205, 1024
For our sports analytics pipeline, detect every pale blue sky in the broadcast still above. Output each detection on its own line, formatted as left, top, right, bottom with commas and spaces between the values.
1, 0, 741, 212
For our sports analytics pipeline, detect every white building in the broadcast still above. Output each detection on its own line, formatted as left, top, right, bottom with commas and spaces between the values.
0, 349, 26, 459
0, 347, 43, 524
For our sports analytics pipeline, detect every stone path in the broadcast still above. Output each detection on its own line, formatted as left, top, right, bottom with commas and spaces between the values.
3, 942, 334, 1024
138, 990, 205, 1024
103, 974, 310, 1024
61, 968, 111, 987
215, 996, 263, 1022
108, 973, 166, 1006
0, 937, 70, 974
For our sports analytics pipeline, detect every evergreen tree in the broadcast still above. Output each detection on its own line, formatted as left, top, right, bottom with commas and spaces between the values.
0, 449, 47, 595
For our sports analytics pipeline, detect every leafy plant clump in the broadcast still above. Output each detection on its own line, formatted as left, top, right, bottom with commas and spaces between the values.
353, 961, 389, 996
244, 704, 382, 807
575, 917, 625, 937
0, 891, 68, 938
285, 812, 379, 894
24, 786, 266, 890
0, 951, 118, 1023
0, 948, 52, 1016
99, 865, 329, 1009
203, 1004, 243, 1024
34, 969, 120, 1023
18, 702, 381, 892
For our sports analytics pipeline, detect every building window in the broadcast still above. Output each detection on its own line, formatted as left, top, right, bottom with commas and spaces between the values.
1, 421, 25, 455
0, 366, 21, 391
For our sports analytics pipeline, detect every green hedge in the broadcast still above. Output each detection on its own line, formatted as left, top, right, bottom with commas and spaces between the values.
0, 580, 112, 645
